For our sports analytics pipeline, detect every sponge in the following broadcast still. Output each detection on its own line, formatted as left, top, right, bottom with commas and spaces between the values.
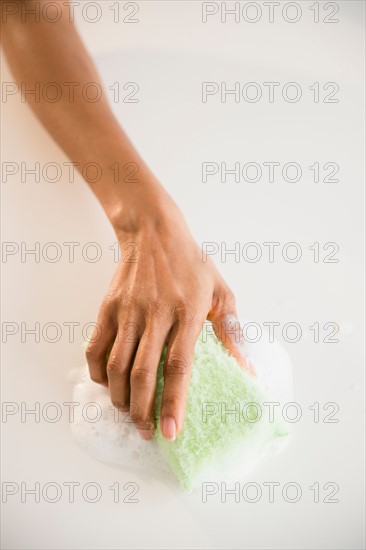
70, 321, 291, 492
154, 325, 288, 491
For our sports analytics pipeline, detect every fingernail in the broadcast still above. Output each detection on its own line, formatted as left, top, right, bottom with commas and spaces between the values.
161, 416, 176, 441
138, 429, 152, 441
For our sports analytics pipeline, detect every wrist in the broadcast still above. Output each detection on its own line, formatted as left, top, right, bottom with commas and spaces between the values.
84, 140, 185, 240
108, 181, 183, 242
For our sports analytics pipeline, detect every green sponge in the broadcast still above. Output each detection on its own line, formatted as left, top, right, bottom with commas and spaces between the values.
154, 324, 288, 491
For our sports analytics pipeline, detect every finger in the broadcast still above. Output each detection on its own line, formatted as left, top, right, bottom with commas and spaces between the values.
86, 303, 117, 386
208, 289, 256, 376
160, 316, 202, 440
107, 319, 140, 412
130, 322, 171, 440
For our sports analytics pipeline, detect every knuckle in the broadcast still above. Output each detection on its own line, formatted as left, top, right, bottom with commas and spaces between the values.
129, 406, 142, 424
106, 356, 122, 375
131, 365, 155, 386
175, 298, 199, 326
120, 293, 137, 311
164, 354, 188, 378
145, 298, 168, 320
85, 343, 108, 376
99, 294, 117, 318
129, 405, 154, 430
87, 323, 104, 345
135, 420, 154, 431
118, 297, 140, 325
213, 287, 236, 315
111, 399, 129, 412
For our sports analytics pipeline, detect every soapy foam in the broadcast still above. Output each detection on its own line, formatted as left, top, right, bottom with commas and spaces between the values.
70, 321, 293, 490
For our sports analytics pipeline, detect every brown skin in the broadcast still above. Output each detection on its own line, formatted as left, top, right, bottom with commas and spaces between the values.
1, 0, 253, 441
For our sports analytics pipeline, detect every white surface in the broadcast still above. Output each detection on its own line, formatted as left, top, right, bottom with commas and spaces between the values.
1, 1, 365, 549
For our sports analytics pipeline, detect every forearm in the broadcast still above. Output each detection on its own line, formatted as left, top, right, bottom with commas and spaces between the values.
1, 0, 168, 234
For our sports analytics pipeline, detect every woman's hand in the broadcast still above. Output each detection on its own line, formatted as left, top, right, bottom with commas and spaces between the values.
1, 3, 254, 441
86, 190, 253, 441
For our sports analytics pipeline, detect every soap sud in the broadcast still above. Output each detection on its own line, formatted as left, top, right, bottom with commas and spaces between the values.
70, 320, 293, 490
71, 367, 173, 482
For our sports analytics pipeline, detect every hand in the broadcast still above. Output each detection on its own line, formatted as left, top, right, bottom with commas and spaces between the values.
86, 190, 253, 441
1, 0, 253, 441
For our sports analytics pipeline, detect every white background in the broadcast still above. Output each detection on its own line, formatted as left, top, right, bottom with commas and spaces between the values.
1, 1, 365, 548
